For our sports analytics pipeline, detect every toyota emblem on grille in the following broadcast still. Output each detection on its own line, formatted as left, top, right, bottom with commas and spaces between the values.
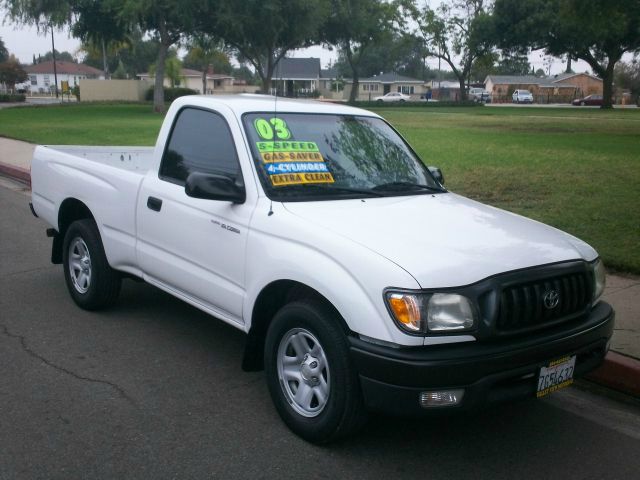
543, 290, 560, 309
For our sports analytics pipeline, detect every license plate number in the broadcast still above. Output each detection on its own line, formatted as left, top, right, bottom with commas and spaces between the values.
536, 355, 576, 398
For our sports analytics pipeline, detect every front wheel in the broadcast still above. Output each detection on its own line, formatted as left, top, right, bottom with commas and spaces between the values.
264, 300, 367, 443
62, 219, 121, 310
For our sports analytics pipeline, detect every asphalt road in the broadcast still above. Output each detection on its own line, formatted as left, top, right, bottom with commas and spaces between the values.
2, 179, 640, 480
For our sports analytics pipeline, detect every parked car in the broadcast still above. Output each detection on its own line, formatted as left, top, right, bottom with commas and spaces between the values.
30, 95, 614, 443
373, 92, 411, 103
572, 94, 603, 106
512, 89, 534, 104
469, 87, 491, 103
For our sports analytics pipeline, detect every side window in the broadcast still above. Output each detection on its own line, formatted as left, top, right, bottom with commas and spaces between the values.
159, 108, 241, 185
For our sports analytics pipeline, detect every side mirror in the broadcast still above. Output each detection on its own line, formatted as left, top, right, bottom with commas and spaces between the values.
428, 166, 445, 185
185, 172, 246, 204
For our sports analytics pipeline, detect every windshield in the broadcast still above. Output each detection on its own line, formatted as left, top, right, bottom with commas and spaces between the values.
242, 112, 444, 201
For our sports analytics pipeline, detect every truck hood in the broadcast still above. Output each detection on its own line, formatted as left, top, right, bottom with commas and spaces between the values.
283, 193, 596, 288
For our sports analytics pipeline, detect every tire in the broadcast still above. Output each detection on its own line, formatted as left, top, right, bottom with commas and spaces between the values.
399, 99, 405, 103
264, 300, 367, 443
581, 101, 585, 106
376, 99, 383, 104
62, 219, 121, 310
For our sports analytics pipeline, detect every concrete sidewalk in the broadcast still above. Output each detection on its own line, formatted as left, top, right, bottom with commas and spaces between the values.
1, 136, 638, 396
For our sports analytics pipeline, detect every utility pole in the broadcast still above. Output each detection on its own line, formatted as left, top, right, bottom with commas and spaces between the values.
51, 24, 59, 98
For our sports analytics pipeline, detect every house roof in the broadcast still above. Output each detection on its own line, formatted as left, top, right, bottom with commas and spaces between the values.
549, 72, 602, 83
485, 74, 591, 88
25, 61, 104, 76
137, 69, 234, 80
357, 72, 423, 84
485, 75, 544, 85
320, 67, 339, 79
272, 58, 321, 80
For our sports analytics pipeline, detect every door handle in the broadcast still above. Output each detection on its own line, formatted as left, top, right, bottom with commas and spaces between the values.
147, 196, 163, 212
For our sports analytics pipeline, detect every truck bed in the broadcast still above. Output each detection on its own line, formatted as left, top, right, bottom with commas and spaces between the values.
41, 145, 155, 172
31, 145, 158, 277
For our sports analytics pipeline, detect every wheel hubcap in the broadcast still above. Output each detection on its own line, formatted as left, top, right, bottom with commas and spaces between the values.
69, 237, 92, 294
277, 328, 330, 418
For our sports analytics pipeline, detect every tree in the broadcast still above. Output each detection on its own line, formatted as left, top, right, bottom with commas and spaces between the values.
150, 55, 183, 87
418, 0, 493, 101
183, 35, 231, 94
615, 61, 640, 101
324, 0, 410, 102
333, 32, 429, 81
0, 37, 8, 63
0, 55, 28, 90
492, 0, 640, 108
39, 49, 76, 63
71, 0, 129, 78
3, 0, 70, 27
81, 28, 160, 79
119, 0, 200, 112
496, 52, 530, 75
207, 0, 328, 93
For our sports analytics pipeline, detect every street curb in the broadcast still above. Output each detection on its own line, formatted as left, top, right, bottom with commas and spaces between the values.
587, 351, 640, 398
0, 161, 30, 187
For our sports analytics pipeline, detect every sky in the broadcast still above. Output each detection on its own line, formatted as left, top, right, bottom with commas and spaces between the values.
0, 18, 598, 77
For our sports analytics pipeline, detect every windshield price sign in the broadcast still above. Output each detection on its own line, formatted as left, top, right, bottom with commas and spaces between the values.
254, 118, 334, 186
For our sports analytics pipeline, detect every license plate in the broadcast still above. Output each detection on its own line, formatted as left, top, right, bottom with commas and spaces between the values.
536, 355, 576, 398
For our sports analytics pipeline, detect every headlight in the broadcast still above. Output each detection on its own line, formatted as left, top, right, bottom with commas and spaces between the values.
385, 291, 476, 335
592, 258, 606, 304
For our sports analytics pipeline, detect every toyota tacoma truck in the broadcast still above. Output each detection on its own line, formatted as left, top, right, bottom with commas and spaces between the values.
30, 95, 614, 443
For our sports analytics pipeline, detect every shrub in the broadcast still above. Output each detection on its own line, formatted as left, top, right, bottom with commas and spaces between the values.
0, 93, 26, 103
145, 86, 198, 102
348, 100, 481, 108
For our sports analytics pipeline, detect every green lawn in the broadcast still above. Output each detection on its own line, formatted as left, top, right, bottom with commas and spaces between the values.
1, 103, 638, 273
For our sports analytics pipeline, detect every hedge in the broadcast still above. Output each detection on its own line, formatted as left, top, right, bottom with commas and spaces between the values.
346, 100, 482, 108
0, 93, 26, 103
145, 87, 198, 102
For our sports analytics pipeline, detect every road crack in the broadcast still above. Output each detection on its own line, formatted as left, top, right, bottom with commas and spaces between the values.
0, 323, 136, 406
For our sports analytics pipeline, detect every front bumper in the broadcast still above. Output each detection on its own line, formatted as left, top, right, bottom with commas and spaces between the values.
350, 302, 614, 415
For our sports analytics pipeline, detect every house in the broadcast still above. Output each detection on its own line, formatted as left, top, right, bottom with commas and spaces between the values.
427, 80, 463, 101
484, 73, 602, 103
270, 58, 322, 97
319, 66, 341, 99
344, 72, 427, 101
21, 61, 104, 94
547, 72, 604, 96
136, 68, 234, 94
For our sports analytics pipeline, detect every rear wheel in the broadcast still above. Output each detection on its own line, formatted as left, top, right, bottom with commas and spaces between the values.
62, 219, 121, 310
581, 101, 586, 106
264, 300, 367, 443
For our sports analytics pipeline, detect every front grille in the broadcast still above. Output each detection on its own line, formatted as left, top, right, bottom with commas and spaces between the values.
496, 272, 592, 332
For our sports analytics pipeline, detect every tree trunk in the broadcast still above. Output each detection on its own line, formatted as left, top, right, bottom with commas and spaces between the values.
565, 56, 572, 74
349, 72, 359, 103
101, 38, 109, 79
154, 42, 168, 113
601, 63, 615, 109
261, 53, 275, 95
345, 45, 359, 103
202, 69, 207, 95
458, 76, 467, 101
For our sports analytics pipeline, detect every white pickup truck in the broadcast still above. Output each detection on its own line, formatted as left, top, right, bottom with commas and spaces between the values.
30, 95, 614, 443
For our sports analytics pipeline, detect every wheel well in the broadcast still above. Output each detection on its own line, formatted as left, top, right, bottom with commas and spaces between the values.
242, 280, 350, 372
52, 198, 94, 264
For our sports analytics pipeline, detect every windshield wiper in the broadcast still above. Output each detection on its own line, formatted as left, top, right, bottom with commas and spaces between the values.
278, 184, 386, 197
372, 182, 445, 193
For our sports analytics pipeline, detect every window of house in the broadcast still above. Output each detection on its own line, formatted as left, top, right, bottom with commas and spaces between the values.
43, 75, 50, 86
30, 75, 37, 85
398, 85, 415, 94
159, 107, 241, 186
